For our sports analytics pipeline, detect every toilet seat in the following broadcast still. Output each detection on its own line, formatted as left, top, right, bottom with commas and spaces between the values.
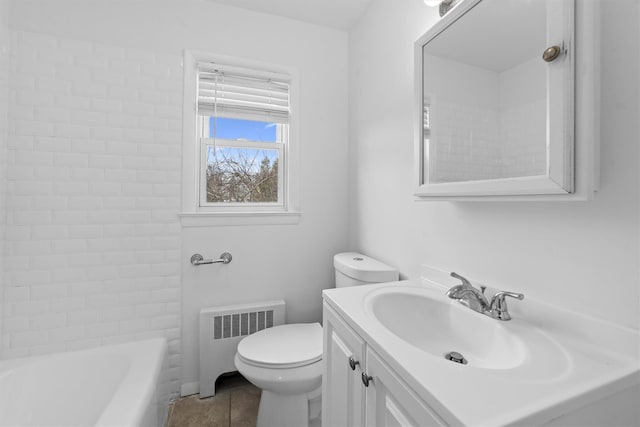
237, 323, 322, 369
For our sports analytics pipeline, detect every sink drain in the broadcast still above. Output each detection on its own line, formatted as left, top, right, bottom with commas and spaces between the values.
444, 351, 467, 365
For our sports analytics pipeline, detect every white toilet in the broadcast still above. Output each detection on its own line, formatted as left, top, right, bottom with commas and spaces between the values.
234, 252, 398, 427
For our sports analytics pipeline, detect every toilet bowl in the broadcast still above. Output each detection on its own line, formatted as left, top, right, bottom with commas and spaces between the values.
234, 252, 398, 427
235, 323, 323, 427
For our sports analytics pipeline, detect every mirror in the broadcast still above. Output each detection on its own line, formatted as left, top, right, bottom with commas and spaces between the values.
415, 0, 575, 198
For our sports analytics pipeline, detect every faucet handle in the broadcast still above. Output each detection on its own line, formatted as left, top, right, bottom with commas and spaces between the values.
488, 291, 524, 321
494, 291, 524, 299
450, 272, 472, 288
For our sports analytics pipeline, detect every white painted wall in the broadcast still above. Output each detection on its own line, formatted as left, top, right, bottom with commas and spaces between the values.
349, 0, 639, 330
176, 16, 349, 394
8, 0, 349, 395
0, 0, 9, 343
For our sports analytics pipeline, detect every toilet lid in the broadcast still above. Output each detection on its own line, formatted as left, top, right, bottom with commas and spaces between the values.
237, 323, 323, 369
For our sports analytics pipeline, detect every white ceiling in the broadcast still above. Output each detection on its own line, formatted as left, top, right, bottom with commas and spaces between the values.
204, 0, 373, 30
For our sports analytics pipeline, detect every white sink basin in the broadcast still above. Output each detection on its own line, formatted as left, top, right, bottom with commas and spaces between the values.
364, 286, 570, 378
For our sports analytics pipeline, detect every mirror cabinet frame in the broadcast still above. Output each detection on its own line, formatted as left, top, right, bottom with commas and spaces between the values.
414, 0, 599, 200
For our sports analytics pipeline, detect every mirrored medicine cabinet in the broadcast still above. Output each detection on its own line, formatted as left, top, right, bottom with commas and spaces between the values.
414, 0, 598, 200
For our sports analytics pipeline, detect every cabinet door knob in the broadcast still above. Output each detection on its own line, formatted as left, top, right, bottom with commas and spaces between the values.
542, 45, 562, 62
348, 357, 360, 371
361, 372, 373, 387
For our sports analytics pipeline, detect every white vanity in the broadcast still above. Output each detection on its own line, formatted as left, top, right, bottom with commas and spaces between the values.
321, 276, 639, 426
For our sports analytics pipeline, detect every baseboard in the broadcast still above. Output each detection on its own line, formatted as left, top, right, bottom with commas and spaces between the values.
180, 381, 200, 397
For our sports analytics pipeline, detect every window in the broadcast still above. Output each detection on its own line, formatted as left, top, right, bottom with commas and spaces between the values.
181, 52, 299, 224
199, 117, 282, 204
198, 63, 290, 210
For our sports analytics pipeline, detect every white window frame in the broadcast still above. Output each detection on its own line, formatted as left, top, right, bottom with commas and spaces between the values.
180, 51, 300, 226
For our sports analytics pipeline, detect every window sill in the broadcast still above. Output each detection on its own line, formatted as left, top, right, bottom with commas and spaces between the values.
179, 211, 301, 227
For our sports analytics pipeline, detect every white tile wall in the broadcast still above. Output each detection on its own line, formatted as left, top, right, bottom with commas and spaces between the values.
432, 102, 502, 182
500, 98, 547, 177
498, 56, 547, 178
3, 30, 182, 397
432, 98, 546, 183
427, 55, 547, 183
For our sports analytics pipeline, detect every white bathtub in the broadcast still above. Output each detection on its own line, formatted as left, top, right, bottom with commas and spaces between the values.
0, 338, 168, 427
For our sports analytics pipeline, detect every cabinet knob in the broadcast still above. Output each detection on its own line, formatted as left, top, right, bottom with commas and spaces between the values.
542, 45, 562, 62
361, 372, 373, 387
348, 356, 360, 371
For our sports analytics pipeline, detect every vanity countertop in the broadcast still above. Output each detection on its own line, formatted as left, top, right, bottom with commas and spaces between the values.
322, 278, 640, 426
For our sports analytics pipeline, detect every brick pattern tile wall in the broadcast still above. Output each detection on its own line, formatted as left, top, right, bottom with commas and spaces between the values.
432, 103, 502, 183
430, 101, 547, 183
500, 98, 547, 177
3, 30, 182, 397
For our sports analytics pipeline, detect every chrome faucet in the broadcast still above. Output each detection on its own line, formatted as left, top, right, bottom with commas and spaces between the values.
447, 272, 524, 321
487, 291, 525, 321
446, 272, 489, 313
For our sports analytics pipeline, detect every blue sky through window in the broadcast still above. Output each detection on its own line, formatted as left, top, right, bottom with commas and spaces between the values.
207, 146, 278, 173
208, 117, 277, 142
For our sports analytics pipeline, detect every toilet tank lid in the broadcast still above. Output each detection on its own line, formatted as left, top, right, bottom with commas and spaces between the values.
334, 252, 398, 282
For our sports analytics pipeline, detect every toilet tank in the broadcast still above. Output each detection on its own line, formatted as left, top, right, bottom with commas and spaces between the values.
334, 252, 399, 288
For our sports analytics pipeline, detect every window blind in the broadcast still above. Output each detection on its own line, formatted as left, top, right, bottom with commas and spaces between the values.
197, 63, 290, 124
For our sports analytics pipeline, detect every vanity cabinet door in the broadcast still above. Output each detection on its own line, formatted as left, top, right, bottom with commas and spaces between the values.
364, 348, 447, 427
322, 304, 366, 427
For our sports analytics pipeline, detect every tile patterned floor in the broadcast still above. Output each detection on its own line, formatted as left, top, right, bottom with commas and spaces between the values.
167, 373, 261, 427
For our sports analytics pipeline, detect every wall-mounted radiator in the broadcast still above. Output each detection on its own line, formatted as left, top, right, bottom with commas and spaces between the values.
199, 299, 285, 398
